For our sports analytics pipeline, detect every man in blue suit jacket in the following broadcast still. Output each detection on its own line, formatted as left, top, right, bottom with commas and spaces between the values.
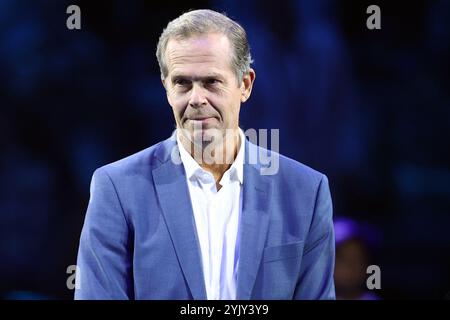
75, 9, 335, 300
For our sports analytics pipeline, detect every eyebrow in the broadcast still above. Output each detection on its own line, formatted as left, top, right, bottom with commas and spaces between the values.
170, 73, 225, 82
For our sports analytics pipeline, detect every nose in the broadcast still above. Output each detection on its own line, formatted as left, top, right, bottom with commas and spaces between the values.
188, 83, 207, 108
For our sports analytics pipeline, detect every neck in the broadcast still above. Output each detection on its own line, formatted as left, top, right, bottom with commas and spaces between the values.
179, 128, 241, 184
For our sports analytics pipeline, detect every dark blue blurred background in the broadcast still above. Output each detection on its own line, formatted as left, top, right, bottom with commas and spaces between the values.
1, 0, 449, 299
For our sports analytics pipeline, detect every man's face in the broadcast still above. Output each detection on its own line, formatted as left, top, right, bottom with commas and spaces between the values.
163, 32, 254, 146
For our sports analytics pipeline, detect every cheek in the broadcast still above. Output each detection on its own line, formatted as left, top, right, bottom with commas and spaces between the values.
211, 90, 241, 116
168, 95, 187, 117
227, 94, 242, 118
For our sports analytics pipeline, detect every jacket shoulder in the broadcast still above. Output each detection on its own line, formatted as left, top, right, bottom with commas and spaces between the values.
278, 153, 325, 185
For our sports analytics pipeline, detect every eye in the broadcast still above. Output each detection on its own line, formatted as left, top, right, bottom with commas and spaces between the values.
205, 78, 220, 86
174, 78, 190, 86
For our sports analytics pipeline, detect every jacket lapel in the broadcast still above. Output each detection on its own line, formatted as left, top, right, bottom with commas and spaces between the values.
236, 142, 273, 299
152, 136, 273, 300
152, 139, 207, 300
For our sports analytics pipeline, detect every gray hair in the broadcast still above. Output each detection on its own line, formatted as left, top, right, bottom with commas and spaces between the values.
156, 9, 253, 85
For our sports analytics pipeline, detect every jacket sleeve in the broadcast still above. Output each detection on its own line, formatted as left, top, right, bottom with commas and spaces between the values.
294, 174, 336, 299
74, 168, 134, 299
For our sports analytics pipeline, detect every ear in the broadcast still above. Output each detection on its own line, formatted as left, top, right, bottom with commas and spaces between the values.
162, 77, 172, 102
240, 68, 256, 103
162, 77, 174, 109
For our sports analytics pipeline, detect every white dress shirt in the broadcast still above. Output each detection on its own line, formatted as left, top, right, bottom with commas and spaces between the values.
176, 129, 245, 300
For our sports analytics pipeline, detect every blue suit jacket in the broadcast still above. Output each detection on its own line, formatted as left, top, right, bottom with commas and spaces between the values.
75, 135, 335, 299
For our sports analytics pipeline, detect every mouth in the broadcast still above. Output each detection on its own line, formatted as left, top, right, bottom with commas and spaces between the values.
186, 116, 217, 123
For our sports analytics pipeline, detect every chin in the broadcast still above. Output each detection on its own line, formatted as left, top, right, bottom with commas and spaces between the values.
190, 127, 222, 146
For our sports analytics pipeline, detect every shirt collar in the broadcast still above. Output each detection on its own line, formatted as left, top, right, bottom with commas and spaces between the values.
176, 129, 245, 185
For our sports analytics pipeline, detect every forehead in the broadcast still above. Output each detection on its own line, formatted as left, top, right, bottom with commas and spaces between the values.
165, 33, 234, 76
